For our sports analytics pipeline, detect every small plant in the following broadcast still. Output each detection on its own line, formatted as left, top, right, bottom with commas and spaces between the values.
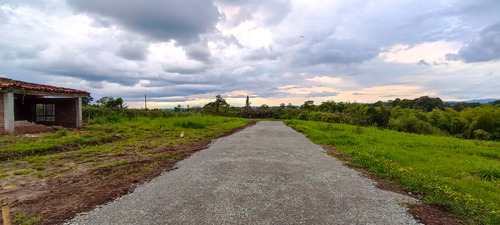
100, 160, 130, 168
13, 212, 25, 223
13, 212, 41, 225
478, 167, 500, 181
13, 170, 31, 175
32, 165, 46, 171
173, 120, 207, 129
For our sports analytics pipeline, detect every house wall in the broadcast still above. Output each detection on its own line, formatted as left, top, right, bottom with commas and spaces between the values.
1, 92, 14, 133
0, 93, 4, 133
55, 99, 77, 128
17, 97, 78, 128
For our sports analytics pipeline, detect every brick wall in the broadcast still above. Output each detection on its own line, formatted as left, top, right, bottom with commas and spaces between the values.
55, 99, 77, 128
19, 97, 78, 128
0, 93, 4, 133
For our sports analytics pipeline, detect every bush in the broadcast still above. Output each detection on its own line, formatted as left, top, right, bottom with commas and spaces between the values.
473, 129, 493, 140
173, 120, 207, 129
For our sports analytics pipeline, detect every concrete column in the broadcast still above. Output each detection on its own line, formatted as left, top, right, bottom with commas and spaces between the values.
76, 97, 82, 128
3, 92, 14, 133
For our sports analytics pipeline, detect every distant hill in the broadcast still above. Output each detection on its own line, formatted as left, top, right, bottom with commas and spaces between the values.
445, 99, 499, 104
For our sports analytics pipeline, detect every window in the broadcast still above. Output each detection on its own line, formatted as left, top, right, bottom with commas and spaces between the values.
36, 104, 55, 122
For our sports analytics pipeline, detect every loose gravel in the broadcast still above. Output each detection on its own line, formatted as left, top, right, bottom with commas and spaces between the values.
68, 121, 420, 225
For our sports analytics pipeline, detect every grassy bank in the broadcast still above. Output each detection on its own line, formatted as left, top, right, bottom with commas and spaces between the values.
285, 120, 500, 224
0, 116, 248, 177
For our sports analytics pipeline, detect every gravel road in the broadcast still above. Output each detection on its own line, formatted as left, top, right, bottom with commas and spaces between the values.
68, 121, 420, 224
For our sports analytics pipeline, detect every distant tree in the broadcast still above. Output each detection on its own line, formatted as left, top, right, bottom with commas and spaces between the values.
388, 98, 401, 107
256, 104, 272, 118
243, 95, 253, 118
412, 96, 444, 112
368, 106, 391, 127
174, 104, 182, 112
300, 100, 317, 111
96, 96, 126, 108
82, 96, 93, 106
203, 95, 230, 115
319, 100, 341, 113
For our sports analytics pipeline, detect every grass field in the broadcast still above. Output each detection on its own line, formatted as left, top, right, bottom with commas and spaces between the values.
0, 116, 248, 179
286, 120, 500, 224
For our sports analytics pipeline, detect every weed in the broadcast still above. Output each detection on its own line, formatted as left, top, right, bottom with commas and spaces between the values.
141, 164, 158, 173
32, 165, 46, 171
13, 212, 25, 223
173, 119, 207, 129
478, 167, 500, 181
13, 212, 42, 225
165, 154, 183, 161
100, 160, 130, 168
13, 170, 31, 175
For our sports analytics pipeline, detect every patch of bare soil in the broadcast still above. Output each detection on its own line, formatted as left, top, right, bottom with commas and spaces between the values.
1, 121, 256, 225
320, 144, 463, 225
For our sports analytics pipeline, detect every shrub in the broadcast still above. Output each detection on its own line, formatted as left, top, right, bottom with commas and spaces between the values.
473, 129, 493, 140
173, 120, 207, 129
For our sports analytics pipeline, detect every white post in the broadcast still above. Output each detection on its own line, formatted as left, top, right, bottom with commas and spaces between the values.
76, 97, 82, 128
3, 92, 14, 133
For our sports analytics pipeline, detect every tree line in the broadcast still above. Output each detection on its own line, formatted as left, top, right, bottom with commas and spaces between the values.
82, 95, 500, 140
198, 95, 500, 140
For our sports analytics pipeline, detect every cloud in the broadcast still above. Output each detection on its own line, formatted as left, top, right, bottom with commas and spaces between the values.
418, 60, 429, 66
163, 66, 208, 75
243, 46, 280, 61
67, 0, 221, 45
294, 38, 379, 65
117, 41, 149, 61
446, 22, 500, 62
216, 0, 292, 27
1, 0, 500, 108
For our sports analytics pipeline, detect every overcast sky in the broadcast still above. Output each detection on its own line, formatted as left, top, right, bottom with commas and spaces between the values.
1, 0, 499, 108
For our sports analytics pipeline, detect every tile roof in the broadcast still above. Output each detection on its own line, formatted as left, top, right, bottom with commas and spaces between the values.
0, 77, 90, 95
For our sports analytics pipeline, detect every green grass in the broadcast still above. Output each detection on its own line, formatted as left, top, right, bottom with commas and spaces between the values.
285, 120, 500, 224
0, 116, 248, 178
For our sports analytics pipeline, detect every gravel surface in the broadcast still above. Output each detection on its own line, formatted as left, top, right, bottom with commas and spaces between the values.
68, 121, 420, 225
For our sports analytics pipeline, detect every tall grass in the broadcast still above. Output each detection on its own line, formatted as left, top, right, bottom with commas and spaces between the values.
286, 120, 500, 224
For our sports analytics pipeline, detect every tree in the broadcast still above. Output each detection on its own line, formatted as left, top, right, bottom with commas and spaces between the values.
300, 100, 317, 111
82, 96, 93, 106
243, 95, 253, 118
174, 104, 182, 112
413, 96, 444, 112
203, 95, 230, 115
368, 106, 391, 127
96, 96, 126, 108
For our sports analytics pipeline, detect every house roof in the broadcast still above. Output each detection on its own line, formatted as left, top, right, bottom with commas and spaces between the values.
0, 77, 90, 96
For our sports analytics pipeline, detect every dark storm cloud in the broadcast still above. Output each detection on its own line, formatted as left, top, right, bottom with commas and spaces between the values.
67, 0, 221, 45
446, 22, 500, 62
117, 42, 148, 61
0, 43, 48, 60
295, 38, 379, 65
183, 42, 213, 63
